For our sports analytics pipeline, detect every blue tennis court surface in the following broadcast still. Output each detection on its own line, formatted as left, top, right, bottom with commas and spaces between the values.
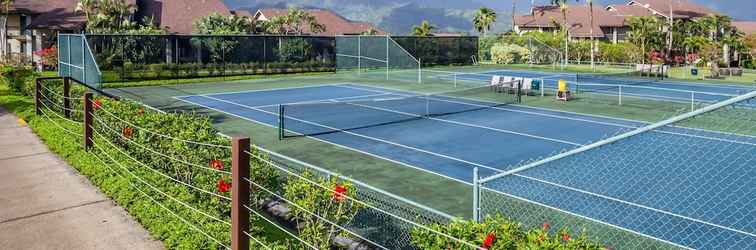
176, 82, 755, 249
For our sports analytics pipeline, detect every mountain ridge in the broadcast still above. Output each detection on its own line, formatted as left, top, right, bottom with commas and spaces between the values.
224, 0, 511, 35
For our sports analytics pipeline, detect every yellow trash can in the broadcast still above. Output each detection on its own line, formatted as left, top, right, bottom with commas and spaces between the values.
558, 80, 567, 92
557, 79, 570, 101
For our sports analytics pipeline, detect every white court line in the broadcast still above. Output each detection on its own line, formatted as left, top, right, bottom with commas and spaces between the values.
344, 84, 756, 146
198, 94, 506, 174
250, 92, 394, 109
172, 96, 479, 185
173, 82, 349, 99
329, 87, 583, 147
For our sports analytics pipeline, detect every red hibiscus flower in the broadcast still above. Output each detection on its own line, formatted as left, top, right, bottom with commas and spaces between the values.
542, 223, 550, 231
122, 127, 134, 138
93, 99, 102, 110
482, 232, 495, 249
562, 233, 571, 242
333, 185, 347, 201
217, 179, 231, 193
537, 235, 545, 243
210, 159, 224, 170
137, 107, 145, 115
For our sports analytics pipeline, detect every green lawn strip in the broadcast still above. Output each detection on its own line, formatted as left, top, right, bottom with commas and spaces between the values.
0, 84, 292, 249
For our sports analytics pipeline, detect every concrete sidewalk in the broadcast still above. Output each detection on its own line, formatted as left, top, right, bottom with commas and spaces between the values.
0, 107, 163, 250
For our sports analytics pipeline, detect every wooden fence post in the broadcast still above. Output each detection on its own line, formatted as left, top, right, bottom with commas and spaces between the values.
63, 77, 71, 118
35, 78, 42, 115
231, 137, 250, 250
83, 93, 93, 150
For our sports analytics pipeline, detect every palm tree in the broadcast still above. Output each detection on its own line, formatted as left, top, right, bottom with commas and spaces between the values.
549, 0, 579, 67
473, 8, 496, 36
628, 16, 662, 64
411, 20, 436, 37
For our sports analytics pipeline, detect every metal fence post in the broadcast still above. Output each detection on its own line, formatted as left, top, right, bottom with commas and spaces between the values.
691, 92, 695, 112
231, 137, 250, 250
386, 35, 390, 80
418, 58, 422, 84
63, 77, 71, 118
35, 78, 42, 115
618, 86, 623, 106
472, 167, 480, 222
83, 93, 93, 150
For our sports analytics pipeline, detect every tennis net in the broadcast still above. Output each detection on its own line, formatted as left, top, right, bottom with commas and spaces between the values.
575, 70, 663, 92
279, 82, 522, 139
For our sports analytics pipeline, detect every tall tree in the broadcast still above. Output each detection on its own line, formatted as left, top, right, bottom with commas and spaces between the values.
264, 7, 325, 35
628, 16, 663, 64
743, 34, 756, 61
411, 20, 436, 37
550, 0, 579, 66
473, 8, 496, 36
194, 12, 255, 35
76, 0, 140, 33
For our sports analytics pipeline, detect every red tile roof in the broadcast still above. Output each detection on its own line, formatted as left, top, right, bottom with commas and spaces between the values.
606, 4, 653, 17
516, 4, 627, 38
733, 21, 756, 35
137, 0, 232, 34
255, 8, 385, 36
231, 10, 253, 17
24, 0, 137, 30
626, 0, 715, 19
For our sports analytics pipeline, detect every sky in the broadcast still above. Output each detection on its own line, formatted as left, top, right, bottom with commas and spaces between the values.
488, 0, 756, 21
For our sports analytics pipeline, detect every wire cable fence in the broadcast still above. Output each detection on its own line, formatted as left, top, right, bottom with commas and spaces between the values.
475, 90, 756, 249
33, 77, 484, 250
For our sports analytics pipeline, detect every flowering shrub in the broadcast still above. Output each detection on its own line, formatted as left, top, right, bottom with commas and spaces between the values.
283, 171, 363, 249
34, 47, 58, 70
80, 96, 363, 248
411, 214, 606, 250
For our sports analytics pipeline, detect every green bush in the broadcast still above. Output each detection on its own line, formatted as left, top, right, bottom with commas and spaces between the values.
0, 65, 38, 96
599, 42, 637, 63
478, 36, 500, 61
149, 64, 166, 79
411, 214, 606, 250
491, 43, 530, 64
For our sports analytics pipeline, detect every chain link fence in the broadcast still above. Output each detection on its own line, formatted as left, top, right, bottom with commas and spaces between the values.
476, 91, 756, 249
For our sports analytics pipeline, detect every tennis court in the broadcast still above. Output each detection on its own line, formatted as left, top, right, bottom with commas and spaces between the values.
173, 81, 755, 249
172, 81, 749, 183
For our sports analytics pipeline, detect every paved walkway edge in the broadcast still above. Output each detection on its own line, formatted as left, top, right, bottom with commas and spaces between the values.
0, 107, 164, 250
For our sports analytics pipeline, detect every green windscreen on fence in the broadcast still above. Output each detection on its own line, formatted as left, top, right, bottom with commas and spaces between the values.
58, 34, 102, 89
83, 35, 336, 84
